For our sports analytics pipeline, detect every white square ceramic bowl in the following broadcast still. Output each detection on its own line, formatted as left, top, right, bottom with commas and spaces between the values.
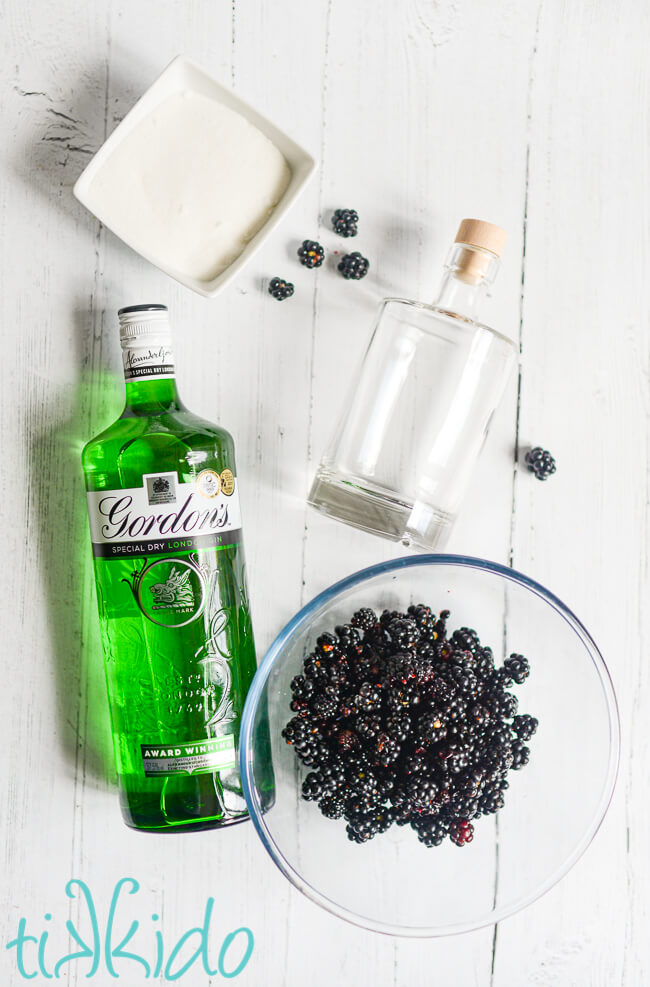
74, 55, 317, 298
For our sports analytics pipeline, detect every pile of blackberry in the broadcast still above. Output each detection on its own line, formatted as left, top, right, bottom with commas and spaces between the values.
282, 605, 537, 848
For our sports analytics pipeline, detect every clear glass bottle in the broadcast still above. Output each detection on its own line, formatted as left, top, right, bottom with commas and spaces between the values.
82, 304, 257, 832
308, 219, 516, 549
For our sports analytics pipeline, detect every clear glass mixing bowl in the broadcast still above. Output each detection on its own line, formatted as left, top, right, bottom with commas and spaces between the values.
239, 555, 619, 937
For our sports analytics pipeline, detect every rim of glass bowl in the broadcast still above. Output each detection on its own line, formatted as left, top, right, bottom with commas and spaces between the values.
239, 553, 620, 938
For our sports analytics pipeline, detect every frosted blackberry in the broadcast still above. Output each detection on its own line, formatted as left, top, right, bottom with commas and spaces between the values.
525, 446, 557, 480
297, 239, 325, 268
331, 208, 359, 237
338, 251, 369, 280
268, 277, 294, 300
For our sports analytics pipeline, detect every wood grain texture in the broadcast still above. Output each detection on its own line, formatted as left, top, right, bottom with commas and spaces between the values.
0, 0, 648, 983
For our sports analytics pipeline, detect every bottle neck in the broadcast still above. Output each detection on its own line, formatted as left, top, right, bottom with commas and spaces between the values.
121, 335, 183, 414
432, 243, 500, 322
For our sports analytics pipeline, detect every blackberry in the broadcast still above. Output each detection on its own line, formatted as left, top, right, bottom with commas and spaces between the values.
469, 703, 490, 729
408, 603, 436, 636
510, 740, 530, 770
336, 728, 359, 752
351, 607, 377, 631
331, 208, 359, 238
412, 816, 449, 847
387, 617, 420, 650
268, 277, 294, 300
316, 631, 338, 653
451, 627, 481, 654
382, 651, 418, 686
385, 711, 411, 743
319, 793, 346, 819
346, 806, 391, 843
372, 731, 401, 767
310, 693, 338, 720
525, 446, 557, 480
449, 819, 474, 847
447, 748, 471, 775
513, 714, 538, 741
380, 608, 404, 627
338, 251, 369, 280
504, 653, 530, 685
356, 713, 382, 740
406, 775, 438, 810
418, 709, 448, 744
335, 623, 362, 648
345, 760, 380, 801
302, 772, 324, 801
354, 682, 381, 711
448, 663, 479, 698
387, 680, 420, 712
290, 674, 315, 700
297, 239, 325, 268
487, 690, 518, 719
479, 788, 505, 815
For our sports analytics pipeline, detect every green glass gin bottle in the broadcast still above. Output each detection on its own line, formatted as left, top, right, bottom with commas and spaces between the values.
82, 304, 257, 832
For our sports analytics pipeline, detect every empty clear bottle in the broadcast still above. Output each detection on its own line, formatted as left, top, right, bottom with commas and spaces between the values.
82, 304, 257, 832
308, 219, 516, 549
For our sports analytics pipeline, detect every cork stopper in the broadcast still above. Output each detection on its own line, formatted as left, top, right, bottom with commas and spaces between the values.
453, 219, 507, 285
455, 219, 507, 256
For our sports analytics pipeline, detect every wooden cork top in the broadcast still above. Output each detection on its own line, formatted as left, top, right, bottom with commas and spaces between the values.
453, 219, 507, 284
455, 218, 508, 257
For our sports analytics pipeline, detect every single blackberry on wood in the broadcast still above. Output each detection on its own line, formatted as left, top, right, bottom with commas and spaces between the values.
331, 208, 359, 237
525, 446, 557, 480
268, 276, 294, 300
297, 239, 325, 268
337, 251, 369, 280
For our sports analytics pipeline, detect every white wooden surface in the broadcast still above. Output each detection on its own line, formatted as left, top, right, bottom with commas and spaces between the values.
1, 0, 648, 983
